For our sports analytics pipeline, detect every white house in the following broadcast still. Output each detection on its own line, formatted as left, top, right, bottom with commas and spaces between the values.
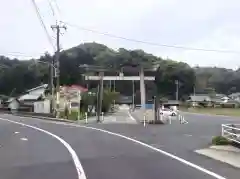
8, 84, 48, 112
18, 84, 48, 101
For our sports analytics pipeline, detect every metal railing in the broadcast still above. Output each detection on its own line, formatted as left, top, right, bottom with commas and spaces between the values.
163, 113, 188, 125
142, 110, 188, 125
222, 124, 240, 144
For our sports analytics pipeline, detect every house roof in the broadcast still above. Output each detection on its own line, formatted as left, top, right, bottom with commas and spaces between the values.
26, 84, 48, 93
18, 94, 43, 101
215, 94, 226, 98
229, 92, 240, 98
163, 100, 180, 105
189, 95, 211, 102
17, 84, 47, 101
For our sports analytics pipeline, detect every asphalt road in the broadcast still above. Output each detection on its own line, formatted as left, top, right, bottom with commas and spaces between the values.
101, 110, 240, 178
0, 112, 239, 179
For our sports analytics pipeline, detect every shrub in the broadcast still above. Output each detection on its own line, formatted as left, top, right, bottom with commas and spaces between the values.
212, 136, 230, 145
148, 120, 164, 124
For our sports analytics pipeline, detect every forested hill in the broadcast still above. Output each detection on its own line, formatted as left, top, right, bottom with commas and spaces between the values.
0, 42, 239, 99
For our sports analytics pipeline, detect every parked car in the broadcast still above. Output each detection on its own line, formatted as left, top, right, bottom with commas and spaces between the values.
159, 108, 177, 116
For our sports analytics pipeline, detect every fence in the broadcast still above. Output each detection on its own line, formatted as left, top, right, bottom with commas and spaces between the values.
162, 113, 188, 125
222, 124, 240, 144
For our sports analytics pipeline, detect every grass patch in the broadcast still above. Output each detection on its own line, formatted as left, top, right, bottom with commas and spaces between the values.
212, 136, 230, 145
59, 110, 85, 121
180, 107, 240, 117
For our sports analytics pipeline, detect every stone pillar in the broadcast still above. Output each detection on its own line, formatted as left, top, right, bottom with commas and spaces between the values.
139, 66, 146, 110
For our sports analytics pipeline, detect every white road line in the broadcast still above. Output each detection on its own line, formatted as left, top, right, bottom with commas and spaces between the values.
0, 118, 86, 179
184, 134, 193, 137
78, 126, 226, 179
14, 132, 19, 134
5, 115, 226, 179
128, 111, 137, 122
20, 137, 28, 141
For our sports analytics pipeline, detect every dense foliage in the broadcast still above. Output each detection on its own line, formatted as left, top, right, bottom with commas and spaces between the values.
1, 42, 239, 100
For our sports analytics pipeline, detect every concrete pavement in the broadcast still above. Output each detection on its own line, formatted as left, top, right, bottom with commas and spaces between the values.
104, 109, 137, 123
0, 113, 229, 179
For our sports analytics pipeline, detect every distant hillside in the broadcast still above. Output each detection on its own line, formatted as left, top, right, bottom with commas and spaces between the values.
0, 42, 239, 99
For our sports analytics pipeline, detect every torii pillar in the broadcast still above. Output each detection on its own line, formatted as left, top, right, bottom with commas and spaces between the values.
139, 66, 146, 110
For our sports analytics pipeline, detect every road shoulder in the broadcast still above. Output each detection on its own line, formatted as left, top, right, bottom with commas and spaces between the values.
195, 145, 240, 168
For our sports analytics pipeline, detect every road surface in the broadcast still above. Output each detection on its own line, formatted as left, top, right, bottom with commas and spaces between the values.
0, 112, 239, 179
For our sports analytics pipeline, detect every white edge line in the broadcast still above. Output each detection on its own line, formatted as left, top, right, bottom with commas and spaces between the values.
78, 125, 226, 179
0, 117, 86, 179
4, 115, 226, 179
128, 110, 137, 122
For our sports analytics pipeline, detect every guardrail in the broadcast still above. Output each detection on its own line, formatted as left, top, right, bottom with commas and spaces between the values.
222, 124, 240, 144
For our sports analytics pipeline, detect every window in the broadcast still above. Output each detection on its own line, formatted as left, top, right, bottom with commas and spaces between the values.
71, 102, 79, 107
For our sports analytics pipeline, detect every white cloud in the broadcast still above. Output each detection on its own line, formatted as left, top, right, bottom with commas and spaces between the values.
1, 0, 240, 68
174, 25, 240, 69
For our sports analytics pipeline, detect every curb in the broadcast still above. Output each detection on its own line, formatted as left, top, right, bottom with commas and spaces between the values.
15, 114, 78, 123
9, 113, 103, 125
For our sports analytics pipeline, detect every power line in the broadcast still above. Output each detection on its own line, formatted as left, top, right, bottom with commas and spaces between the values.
62, 21, 240, 55
31, 0, 56, 51
47, 0, 55, 17
0, 51, 45, 58
52, 0, 62, 16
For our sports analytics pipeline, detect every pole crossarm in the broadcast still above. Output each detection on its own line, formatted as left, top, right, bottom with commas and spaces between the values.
34, 60, 57, 69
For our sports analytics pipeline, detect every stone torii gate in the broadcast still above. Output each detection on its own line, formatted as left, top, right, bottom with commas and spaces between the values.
84, 66, 155, 110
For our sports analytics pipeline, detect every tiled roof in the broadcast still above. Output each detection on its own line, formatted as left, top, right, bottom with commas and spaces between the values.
18, 94, 42, 101
26, 84, 48, 92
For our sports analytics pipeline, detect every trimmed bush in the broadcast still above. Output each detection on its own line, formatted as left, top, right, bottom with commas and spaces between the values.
148, 120, 164, 124
212, 136, 230, 145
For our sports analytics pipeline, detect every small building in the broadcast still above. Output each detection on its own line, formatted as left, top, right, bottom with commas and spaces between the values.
229, 92, 240, 101
7, 84, 48, 112
162, 100, 180, 108
116, 95, 132, 104
60, 85, 88, 111
187, 94, 211, 107
211, 96, 229, 104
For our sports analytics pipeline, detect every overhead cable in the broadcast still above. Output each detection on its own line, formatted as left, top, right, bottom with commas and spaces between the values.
63, 21, 240, 54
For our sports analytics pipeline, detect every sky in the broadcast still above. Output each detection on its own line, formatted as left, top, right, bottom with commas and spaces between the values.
1, 0, 240, 69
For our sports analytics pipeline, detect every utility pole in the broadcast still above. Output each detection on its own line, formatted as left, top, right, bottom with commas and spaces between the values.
97, 71, 104, 122
132, 80, 135, 110
51, 23, 66, 118
49, 62, 54, 114
113, 80, 116, 107
175, 80, 179, 101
